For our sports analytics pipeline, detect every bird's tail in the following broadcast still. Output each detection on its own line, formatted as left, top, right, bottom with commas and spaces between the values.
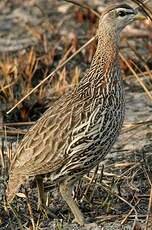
6, 172, 26, 204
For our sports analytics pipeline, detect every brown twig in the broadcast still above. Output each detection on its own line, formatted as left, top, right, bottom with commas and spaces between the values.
60, 0, 100, 17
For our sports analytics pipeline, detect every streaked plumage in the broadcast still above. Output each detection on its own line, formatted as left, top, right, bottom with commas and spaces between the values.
6, 4, 145, 226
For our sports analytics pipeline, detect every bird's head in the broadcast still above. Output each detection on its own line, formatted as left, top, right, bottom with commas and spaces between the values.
99, 4, 146, 35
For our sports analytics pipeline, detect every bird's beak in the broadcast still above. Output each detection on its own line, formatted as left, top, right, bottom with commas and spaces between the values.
134, 12, 146, 20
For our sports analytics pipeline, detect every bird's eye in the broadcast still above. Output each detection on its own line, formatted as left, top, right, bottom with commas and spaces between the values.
118, 11, 126, 17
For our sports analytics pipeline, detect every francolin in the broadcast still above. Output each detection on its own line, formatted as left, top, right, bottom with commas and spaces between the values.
6, 4, 145, 226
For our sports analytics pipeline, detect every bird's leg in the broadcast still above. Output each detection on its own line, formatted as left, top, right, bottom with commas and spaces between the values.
59, 181, 85, 226
35, 175, 46, 210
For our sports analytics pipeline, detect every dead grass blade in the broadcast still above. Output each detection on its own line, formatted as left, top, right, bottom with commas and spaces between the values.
84, 175, 139, 227
0, 143, 5, 170
142, 157, 152, 230
125, 71, 152, 81
7, 35, 96, 114
24, 189, 36, 230
0, 82, 15, 93
119, 53, 152, 101
1, 121, 35, 126
121, 200, 140, 225
127, 42, 152, 81
144, 186, 152, 230
8, 205, 24, 230
0, 128, 26, 136
80, 165, 99, 203
61, 0, 100, 17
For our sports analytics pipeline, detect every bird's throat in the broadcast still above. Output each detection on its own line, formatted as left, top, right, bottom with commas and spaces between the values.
91, 32, 119, 74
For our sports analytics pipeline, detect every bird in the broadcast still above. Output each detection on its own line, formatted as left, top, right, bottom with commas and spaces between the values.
6, 3, 145, 226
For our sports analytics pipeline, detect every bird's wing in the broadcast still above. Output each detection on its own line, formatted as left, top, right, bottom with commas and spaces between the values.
10, 85, 96, 176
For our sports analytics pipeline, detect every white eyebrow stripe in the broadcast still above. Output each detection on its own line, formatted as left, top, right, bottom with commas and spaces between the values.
117, 8, 135, 14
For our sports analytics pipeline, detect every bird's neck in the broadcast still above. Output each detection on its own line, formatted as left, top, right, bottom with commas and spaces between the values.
90, 28, 119, 78
76, 29, 122, 99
